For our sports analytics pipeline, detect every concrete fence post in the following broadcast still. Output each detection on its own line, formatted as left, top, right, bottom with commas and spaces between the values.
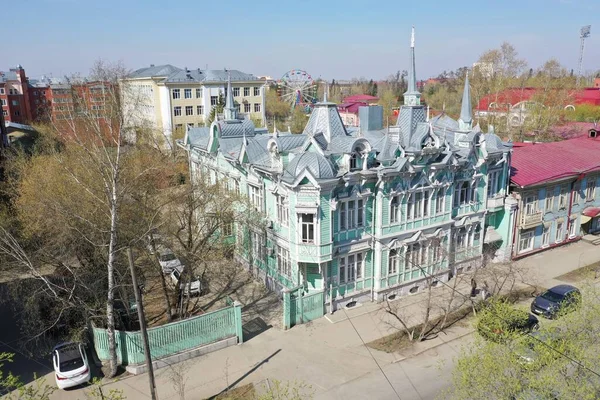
233, 301, 244, 344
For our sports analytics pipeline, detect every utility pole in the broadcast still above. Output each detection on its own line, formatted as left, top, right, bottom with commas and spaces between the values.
127, 248, 158, 400
577, 25, 592, 87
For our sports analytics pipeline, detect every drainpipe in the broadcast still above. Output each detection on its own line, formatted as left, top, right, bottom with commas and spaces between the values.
565, 175, 584, 241
370, 188, 377, 303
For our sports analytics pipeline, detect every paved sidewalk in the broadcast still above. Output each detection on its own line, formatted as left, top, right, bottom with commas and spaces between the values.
47, 239, 600, 400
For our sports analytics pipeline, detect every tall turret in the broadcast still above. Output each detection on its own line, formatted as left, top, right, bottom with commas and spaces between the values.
458, 73, 473, 131
403, 27, 421, 107
223, 72, 237, 121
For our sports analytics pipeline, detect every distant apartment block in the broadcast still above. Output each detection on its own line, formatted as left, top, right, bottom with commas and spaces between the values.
121, 65, 267, 143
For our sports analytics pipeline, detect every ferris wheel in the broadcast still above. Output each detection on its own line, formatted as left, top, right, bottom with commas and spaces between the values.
278, 69, 317, 109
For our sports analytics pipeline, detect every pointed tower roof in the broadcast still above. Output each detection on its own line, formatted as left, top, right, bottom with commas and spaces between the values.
403, 27, 421, 107
458, 73, 473, 131
224, 71, 237, 120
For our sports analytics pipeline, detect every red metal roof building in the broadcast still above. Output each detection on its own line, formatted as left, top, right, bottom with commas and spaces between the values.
511, 134, 600, 188
509, 132, 600, 260
476, 88, 600, 112
343, 94, 378, 104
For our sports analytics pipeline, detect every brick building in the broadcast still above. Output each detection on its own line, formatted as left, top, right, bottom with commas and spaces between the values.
0, 65, 34, 124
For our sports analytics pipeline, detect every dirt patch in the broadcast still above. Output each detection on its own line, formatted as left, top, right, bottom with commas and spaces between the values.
368, 306, 474, 353
210, 383, 256, 400
555, 262, 600, 284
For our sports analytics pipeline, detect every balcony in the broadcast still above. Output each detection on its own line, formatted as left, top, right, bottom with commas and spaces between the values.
486, 195, 505, 210
520, 211, 543, 229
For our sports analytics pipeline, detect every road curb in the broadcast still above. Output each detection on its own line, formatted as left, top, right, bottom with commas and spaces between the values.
392, 329, 475, 363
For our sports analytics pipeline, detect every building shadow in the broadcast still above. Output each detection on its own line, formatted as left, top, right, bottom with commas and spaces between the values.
207, 349, 281, 400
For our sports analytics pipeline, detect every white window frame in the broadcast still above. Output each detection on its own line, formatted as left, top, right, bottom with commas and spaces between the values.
276, 195, 289, 226
184, 88, 192, 99
233, 87, 240, 97
0, 99, 5, 106
254, 103, 261, 113
251, 231, 265, 262
0, 88, 4, 94
487, 169, 501, 198
541, 226, 550, 247
518, 229, 535, 253
405, 242, 426, 271
248, 185, 263, 211
559, 186, 568, 209
254, 87, 260, 96
388, 249, 399, 275
523, 194, 538, 215
568, 219, 577, 238
390, 196, 400, 224
338, 253, 364, 283
173, 106, 182, 116
573, 183, 581, 204
244, 103, 251, 113
407, 188, 431, 220
196, 88, 203, 98
185, 105, 193, 116
300, 213, 315, 244
339, 199, 365, 231
197, 105, 204, 115
545, 187, 554, 212
556, 221, 564, 243
277, 245, 291, 276
210, 96, 218, 106
435, 187, 445, 214
172, 89, 180, 99
586, 179, 596, 201
243, 87, 250, 96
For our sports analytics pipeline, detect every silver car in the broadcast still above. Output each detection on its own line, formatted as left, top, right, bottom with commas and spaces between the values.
157, 246, 182, 274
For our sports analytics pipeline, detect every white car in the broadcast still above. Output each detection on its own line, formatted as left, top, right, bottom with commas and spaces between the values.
170, 266, 203, 296
52, 342, 91, 389
157, 247, 182, 274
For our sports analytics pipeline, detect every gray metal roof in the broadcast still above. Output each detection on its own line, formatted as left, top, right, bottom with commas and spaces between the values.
272, 134, 307, 152
217, 119, 256, 138
187, 127, 210, 149
284, 152, 337, 181
165, 69, 261, 83
129, 64, 182, 79
0, 70, 18, 82
302, 102, 348, 141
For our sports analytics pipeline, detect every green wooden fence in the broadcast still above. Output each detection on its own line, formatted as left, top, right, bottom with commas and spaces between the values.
283, 289, 325, 329
93, 302, 243, 365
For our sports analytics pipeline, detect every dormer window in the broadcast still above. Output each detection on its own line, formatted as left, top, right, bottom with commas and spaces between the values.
350, 153, 359, 170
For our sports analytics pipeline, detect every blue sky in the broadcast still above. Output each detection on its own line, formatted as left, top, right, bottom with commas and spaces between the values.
4, 0, 599, 81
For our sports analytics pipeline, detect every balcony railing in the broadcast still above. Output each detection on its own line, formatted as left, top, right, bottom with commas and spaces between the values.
520, 211, 543, 229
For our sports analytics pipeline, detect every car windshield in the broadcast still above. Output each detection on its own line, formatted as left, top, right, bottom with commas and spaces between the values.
541, 289, 566, 303
57, 345, 84, 372
160, 253, 176, 262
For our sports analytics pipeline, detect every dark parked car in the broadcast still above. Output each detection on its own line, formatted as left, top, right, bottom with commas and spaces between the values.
531, 284, 580, 319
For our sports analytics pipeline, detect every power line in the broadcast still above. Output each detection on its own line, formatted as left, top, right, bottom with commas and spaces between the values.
341, 307, 405, 400
374, 233, 600, 380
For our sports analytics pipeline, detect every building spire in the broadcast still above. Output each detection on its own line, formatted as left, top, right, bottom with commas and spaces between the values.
403, 26, 421, 107
459, 72, 473, 131
224, 70, 237, 120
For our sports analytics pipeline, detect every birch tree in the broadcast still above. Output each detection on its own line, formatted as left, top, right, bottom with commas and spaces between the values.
10, 61, 170, 377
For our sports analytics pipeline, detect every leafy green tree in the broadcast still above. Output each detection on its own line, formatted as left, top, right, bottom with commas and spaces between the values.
207, 93, 226, 125
446, 285, 600, 400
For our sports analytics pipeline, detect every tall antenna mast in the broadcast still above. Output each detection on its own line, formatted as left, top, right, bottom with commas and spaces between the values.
577, 25, 591, 87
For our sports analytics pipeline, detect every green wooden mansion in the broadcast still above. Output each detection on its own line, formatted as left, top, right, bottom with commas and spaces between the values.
180, 29, 513, 309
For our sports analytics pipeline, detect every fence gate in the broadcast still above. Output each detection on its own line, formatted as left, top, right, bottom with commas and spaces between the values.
283, 288, 325, 330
